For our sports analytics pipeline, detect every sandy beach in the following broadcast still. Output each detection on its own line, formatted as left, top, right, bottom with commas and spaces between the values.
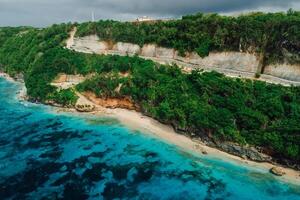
73, 90, 300, 184
102, 107, 300, 184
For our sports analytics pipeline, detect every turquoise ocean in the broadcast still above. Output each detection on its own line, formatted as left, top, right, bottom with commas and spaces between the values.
0, 77, 299, 200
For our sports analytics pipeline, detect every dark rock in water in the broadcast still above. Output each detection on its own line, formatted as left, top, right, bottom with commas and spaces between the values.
202, 150, 208, 155
102, 183, 127, 199
60, 165, 68, 172
63, 182, 88, 199
270, 167, 286, 176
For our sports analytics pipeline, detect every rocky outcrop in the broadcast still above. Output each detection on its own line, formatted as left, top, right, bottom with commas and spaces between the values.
83, 92, 139, 111
169, 124, 274, 164
44, 100, 65, 108
74, 92, 96, 112
75, 104, 95, 112
216, 142, 272, 162
270, 167, 286, 176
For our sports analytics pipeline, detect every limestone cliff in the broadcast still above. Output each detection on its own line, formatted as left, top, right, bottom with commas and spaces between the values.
264, 63, 300, 82
66, 28, 300, 86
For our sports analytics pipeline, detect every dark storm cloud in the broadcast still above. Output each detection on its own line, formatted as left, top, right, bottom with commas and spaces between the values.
80, 0, 298, 15
0, 0, 299, 27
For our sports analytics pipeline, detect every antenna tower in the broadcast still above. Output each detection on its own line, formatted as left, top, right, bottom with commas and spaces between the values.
92, 11, 95, 22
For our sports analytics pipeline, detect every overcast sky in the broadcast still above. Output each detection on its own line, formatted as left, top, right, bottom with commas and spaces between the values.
0, 0, 299, 27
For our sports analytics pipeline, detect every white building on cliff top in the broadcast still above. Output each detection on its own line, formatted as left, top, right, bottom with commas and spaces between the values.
136, 16, 153, 22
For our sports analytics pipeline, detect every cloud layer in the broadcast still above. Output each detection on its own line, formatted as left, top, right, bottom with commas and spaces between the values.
0, 0, 299, 27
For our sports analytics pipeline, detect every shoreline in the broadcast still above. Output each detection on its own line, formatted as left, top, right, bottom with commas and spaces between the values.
61, 91, 300, 184
0, 72, 27, 101
1, 72, 300, 185
0, 72, 15, 82
101, 108, 300, 185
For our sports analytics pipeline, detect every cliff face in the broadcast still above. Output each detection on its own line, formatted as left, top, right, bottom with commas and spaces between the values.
83, 91, 139, 111
264, 64, 300, 82
68, 33, 300, 86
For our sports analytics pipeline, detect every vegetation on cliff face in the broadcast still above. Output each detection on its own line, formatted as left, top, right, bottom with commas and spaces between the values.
76, 10, 300, 65
0, 11, 299, 167
75, 55, 300, 166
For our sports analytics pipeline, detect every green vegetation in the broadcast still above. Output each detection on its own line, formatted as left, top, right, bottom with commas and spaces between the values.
0, 24, 78, 105
76, 73, 126, 98
76, 10, 300, 65
75, 56, 300, 164
0, 11, 299, 166
48, 89, 79, 106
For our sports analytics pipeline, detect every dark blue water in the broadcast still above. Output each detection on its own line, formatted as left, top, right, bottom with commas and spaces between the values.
0, 77, 299, 200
